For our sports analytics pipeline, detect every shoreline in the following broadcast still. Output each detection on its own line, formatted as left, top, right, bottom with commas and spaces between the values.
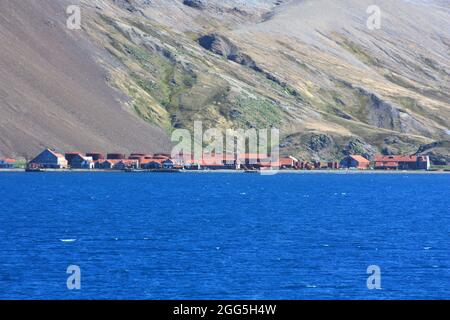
1, 169, 449, 174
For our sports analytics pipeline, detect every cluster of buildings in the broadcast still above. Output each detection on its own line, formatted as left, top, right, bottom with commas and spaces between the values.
0, 158, 16, 169
0, 149, 431, 171
24, 149, 300, 171
373, 155, 431, 170
339, 154, 430, 171
25, 149, 172, 171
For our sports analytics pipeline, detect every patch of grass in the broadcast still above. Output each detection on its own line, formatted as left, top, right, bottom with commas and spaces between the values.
384, 73, 416, 90
130, 72, 171, 107
132, 96, 172, 133
233, 96, 283, 129
128, 50, 199, 129
430, 165, 450, 171
395, 96, 449, 128
340, 40, 380, 67
124, 45, 153, 65
127, 19, 180, 49
14, 159, 27, 169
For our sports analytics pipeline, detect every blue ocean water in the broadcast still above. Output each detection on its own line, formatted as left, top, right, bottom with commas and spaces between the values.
0, 172, 448, 300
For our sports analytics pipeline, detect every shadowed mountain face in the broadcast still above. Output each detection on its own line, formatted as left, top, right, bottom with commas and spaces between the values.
0, 0, 449, 161
0, 0, 170, 158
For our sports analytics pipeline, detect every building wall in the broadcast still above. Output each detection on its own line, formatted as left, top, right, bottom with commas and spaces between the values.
340, 157, 369, 169
163, 161, 174, 169
70, 156, 94, 169
143, 162, 162, 169
30, 150, 67, 168
417, 157, 430, 170
398, 161, 417, 170
82, 161, 95, 169
114, 162, 138, 170
340, 157, 354, 168
95, 161, 113, 169
0, 162, 14, 169
356, 160, 370, 169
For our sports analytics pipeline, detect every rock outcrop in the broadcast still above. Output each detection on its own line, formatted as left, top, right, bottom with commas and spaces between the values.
198, 34, 262, 71
182, 0, 205, 10
416, 141, 450, 165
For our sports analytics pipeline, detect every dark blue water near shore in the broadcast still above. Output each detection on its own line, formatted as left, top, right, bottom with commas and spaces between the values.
0, 172, 448, 299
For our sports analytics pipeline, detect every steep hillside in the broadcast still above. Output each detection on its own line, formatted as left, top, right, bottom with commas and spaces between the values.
0, 0, 449, 161
0, 0, 170, 158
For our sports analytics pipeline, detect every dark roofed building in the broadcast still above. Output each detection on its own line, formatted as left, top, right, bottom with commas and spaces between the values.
69, 154, 95, 169
86, 153, 104, 161
30, 149, 68, 169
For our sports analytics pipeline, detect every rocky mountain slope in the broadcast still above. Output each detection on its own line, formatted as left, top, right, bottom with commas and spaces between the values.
0, 0, 170, 158
0, 0, 449, 162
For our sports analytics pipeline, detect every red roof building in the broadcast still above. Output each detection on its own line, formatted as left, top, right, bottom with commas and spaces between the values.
140, 158, 164, 169
260, 157, 299, 169
375, 155, 430, 170
340, 155, 371, 169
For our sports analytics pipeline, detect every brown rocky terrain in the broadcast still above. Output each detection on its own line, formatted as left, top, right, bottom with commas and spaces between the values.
0, 0, 170, 158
